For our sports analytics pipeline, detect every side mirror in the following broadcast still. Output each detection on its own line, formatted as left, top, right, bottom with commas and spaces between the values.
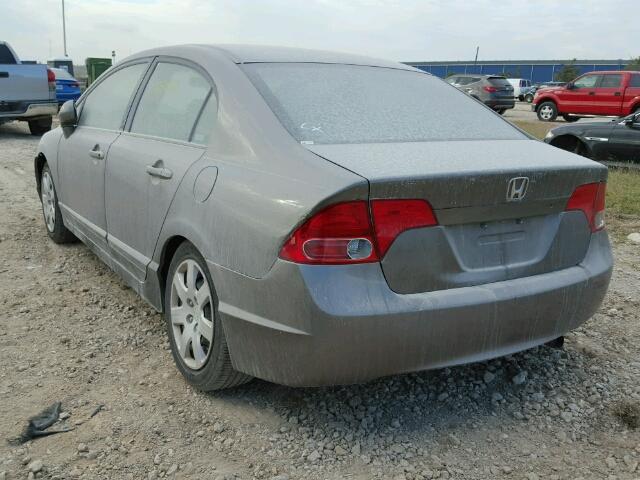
566, 82, 575, 90
58, 100, 78, 135
626, 115, 640, 128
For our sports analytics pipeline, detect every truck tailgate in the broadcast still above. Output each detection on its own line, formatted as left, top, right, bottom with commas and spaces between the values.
0, 64, 51, 102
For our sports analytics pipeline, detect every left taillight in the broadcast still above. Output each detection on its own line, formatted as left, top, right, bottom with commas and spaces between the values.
565, 182, 606, 232
279, 199, 438, 265
47, 68, 56, 92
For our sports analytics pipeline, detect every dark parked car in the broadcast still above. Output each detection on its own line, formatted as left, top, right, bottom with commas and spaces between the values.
446, 74, 515, 114
50, 67, 81, 105
524, 82, 567, 103
35, 45, 612, 390
544, 112, 640, 162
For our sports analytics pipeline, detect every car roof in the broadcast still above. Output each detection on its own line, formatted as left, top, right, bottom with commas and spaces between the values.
124, 44, 417, 72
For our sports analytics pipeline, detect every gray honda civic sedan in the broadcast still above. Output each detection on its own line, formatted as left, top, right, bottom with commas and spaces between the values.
35, 45, 613, 390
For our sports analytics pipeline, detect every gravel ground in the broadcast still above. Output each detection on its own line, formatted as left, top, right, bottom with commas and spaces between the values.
1, 120, 639, 480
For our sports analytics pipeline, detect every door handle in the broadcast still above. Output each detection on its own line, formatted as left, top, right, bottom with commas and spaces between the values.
89, 148, 104, 160
0, 72, 8, 78
614, 92, 621, 96
146, 165, 173, 179
588, 91, 596, 96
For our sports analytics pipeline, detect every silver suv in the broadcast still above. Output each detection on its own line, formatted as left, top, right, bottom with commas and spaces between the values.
446, 74, 515, 114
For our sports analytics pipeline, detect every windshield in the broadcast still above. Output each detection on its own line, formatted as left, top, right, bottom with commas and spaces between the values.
242, 63, 525, 145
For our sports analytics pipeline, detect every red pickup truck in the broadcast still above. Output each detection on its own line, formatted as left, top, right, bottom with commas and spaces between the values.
533, 70, 640, 122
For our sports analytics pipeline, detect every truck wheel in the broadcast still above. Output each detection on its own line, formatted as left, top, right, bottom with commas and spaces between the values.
537, 102, 558, 122
165, 242, 252, 391
40, 164, 76, 243
28, 117, 53, 136
562, 115, 579, 123
524, 93, 534, 103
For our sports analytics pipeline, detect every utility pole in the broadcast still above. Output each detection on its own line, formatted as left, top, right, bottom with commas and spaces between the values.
62, 0, 68, 56
474, 46, 479, 66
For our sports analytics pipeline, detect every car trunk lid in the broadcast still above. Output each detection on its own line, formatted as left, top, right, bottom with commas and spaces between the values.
306, 139, 607, 294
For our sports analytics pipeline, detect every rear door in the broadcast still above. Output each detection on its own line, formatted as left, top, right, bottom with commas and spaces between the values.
57, 61, 149, 251
593, 73, 625, 115
105, 59, 215, 281
607, 114, 640, 162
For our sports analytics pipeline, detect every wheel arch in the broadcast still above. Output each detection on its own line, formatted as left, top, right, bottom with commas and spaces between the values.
549, 134, 592, 157
34, 152, 47, 196
534, 96, 557, 111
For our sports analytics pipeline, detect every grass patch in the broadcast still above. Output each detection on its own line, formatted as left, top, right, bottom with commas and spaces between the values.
512, 120, 554, 140
606, 169, 640, 217
612, 400, 640, 429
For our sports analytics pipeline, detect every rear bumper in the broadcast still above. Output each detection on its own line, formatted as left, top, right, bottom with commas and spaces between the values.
0, 101, 57, 119
210, 231, 612, 387
485, 98, 515, 110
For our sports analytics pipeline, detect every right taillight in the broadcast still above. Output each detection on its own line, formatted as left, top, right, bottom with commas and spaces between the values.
483, 86, 498, 93
47, 68, 56, 93
565, 182, 606, 232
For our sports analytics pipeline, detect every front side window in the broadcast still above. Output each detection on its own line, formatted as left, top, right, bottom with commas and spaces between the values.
573, 75, 601, 89
599, 74, 622, 88
131, 62, 211, 142
243, 63, 524, 145
631, 74, 640, 88
79, 63, 147, 130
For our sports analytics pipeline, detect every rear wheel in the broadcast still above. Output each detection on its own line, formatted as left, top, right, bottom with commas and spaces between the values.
40, 164, 76, 243
165, 242, 252, 391
496, 109, 506, 115
524, 93, 534, 103
562, 115, 579, 123
537, 102, 558, 122
28, 117, 52, 136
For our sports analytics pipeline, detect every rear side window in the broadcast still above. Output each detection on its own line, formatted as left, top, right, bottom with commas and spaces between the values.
131, 63, 211, 142
243, 63, 524, 144
628, 74, 640, 88
191, 93, 218, 145
600, 74, 622, 88
0, 44, 17, 64
79, 63, 147, 130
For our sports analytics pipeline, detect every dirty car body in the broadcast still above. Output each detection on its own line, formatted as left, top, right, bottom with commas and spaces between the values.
35, 45, 613, 388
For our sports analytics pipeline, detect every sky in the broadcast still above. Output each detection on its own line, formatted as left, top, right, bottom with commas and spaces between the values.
1, 0, 636, 64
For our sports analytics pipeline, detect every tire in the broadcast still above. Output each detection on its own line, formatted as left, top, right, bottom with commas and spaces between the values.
562, 115, 579, 123
496, 109, 506, 115
40, 164, 76, 243
537, 101, 558, 122
28, 117, 52, 136
165, 242, 252, 391
524, 93, 534, 103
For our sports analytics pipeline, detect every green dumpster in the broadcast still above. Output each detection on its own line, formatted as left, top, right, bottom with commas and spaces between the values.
85, 57, 112, 86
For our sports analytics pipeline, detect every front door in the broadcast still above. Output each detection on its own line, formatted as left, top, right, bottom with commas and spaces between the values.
57, 61, 149, 251
557, 73, 601, 114
105, 60, 216, 281
607, 115, 640, 162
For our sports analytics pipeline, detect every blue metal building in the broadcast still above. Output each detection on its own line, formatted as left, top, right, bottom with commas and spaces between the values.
405, 59, 629, 83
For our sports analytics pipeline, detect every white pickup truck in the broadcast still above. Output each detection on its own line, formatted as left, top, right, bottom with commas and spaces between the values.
0, 41, 58, 135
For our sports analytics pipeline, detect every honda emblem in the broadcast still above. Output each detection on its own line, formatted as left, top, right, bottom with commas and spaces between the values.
506, 177, 529, 202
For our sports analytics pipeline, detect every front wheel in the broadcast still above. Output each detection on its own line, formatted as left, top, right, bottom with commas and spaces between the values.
165, 242, 252, 391
40, 165, 76, 243
537, 102, 558, 122
28, 117, 52, 136
524, 93, 534, 103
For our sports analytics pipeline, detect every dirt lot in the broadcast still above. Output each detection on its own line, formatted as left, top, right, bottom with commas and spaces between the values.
1, 120, 639, 480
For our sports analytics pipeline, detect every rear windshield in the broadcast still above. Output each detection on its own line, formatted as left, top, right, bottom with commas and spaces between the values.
243, 64, 524, 145
0, 44, 17, 64
487, 77, 511, 87
52, 68, 74, 80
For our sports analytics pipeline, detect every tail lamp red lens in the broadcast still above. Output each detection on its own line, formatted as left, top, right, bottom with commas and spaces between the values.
565, 182, 606, 232
47, 68, 56, 83
279, 199, 438, 264
483, 86, 498, 93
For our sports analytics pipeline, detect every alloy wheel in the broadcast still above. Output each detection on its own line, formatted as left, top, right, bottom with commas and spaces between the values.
170, 259, 214, 370
41, 171, 56, 233
539, 105, 554, 120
